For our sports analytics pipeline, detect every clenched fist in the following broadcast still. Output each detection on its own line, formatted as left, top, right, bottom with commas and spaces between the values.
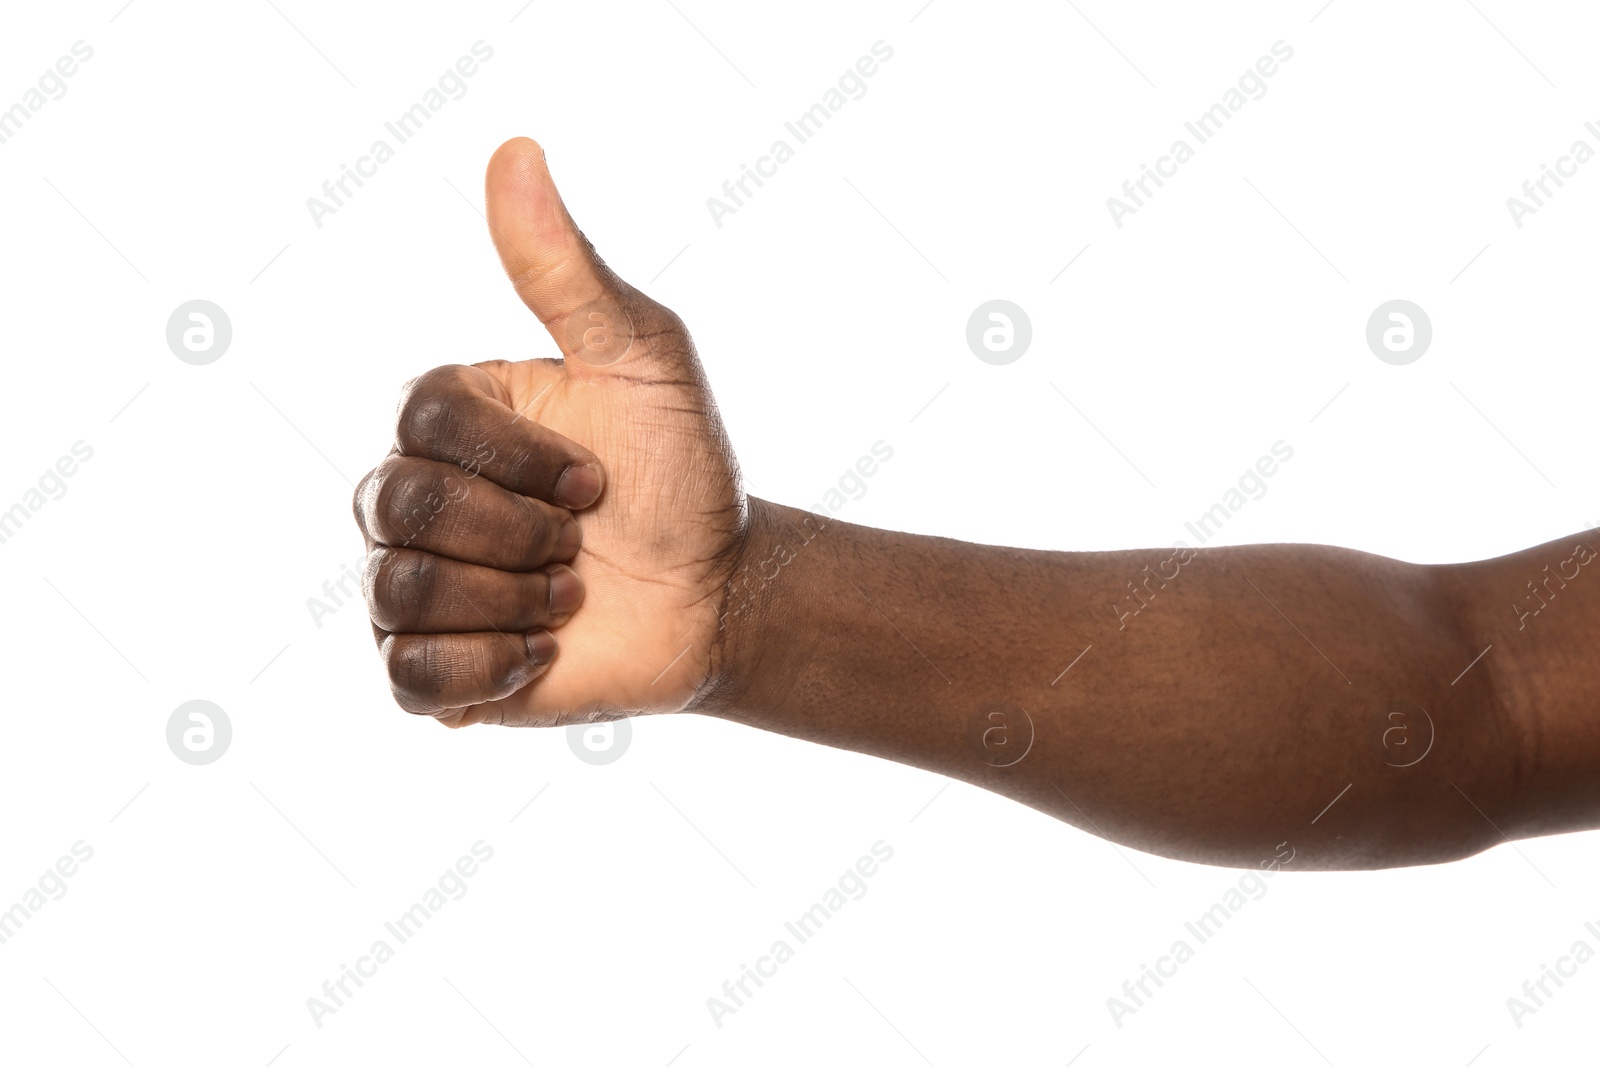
353, 137, 747, 727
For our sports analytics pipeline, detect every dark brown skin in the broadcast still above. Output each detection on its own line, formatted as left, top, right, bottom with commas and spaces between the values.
353, 136, 1599, 872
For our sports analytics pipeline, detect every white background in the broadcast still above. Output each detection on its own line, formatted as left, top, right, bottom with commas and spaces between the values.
1, 1, 1597, 1064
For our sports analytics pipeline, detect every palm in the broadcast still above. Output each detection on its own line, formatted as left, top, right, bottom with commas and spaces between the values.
482, 334, 744, 721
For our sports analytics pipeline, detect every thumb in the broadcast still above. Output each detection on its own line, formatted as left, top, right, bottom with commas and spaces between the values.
484, 136, 667, 374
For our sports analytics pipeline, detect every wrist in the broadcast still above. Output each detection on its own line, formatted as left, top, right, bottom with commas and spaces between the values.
690, 496, 815, 718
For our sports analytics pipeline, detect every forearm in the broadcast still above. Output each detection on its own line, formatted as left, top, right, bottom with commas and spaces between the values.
700, 498, 1547, 870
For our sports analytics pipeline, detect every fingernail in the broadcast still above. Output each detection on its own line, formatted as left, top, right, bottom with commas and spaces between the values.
525, 629, 558, 665
547, 564, 584, 616
554, 517, 582, 560
555, 462, 604, 509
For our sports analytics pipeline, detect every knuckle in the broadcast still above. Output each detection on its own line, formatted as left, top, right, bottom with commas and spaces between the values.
361, 548, 391, 611
493, 573, 544, 633
652, 300, 687, 335
385, 635, 523, 714
634, 295, 686, 339
351, 468, 376, 534
520, 572, 555, 630
387, 637, 447, 707
472, 358, 514, 377
495, 440, 539, 490
509, 496, 559, 566
368, 549, 438, 631
398, 389, 456, 456
376, 461, 451, 545
391, 686, 436, 717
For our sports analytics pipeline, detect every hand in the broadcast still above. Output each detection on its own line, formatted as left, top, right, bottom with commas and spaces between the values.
353, 137, 748, 727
